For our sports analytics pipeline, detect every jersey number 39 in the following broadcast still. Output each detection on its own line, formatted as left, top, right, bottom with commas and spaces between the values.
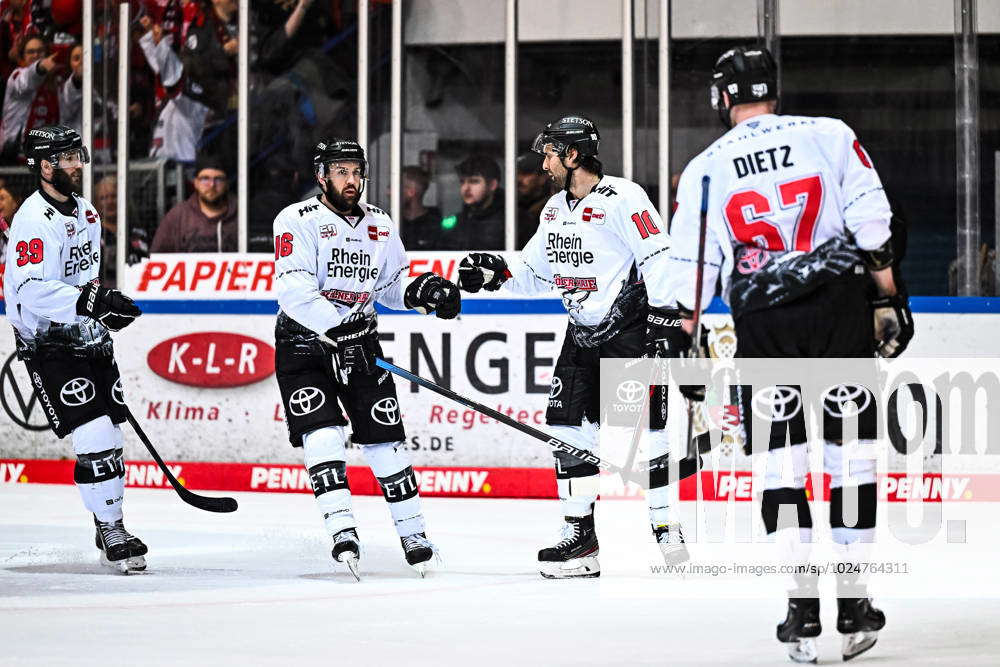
15, 238, 44, 267
722, 174, 823, 252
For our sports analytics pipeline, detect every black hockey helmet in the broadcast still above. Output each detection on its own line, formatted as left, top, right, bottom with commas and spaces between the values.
710, 46, 778, 128
313, 138, 367, 178
24, 124, 89, 171
531, 115, 601, 161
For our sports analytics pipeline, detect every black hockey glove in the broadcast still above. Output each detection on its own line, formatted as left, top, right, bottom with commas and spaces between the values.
324, 317, 378, 383
871, 293, 913, 358
405, 272, 461, 319
457, 253, 510, 293
646, 307, 708, 402
76, 282, 142, 331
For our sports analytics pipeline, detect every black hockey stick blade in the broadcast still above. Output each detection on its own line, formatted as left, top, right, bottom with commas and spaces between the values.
125, 411, 238, 513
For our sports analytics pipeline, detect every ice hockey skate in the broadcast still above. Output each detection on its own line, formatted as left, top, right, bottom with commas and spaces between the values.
837, 597, 885, 661
537, 515, 600, 579
776, 598, 821, 663
94, 515, 148, 575
331, 528, 361, 581
400, 532, 437, 577
652, 522, 689, 566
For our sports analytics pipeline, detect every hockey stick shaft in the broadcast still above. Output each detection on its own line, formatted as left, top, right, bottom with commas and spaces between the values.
685, 176, 712, 459
124, 410, 238, 513
376, 358, 702, 485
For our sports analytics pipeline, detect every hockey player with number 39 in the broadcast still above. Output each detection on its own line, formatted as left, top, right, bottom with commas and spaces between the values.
272, 139, 461, 579
3, 126, 146, 574
667, 47, 911, 662
458, 115, 693, 579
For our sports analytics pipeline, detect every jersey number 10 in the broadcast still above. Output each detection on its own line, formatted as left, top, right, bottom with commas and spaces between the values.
722, 174, 823, 252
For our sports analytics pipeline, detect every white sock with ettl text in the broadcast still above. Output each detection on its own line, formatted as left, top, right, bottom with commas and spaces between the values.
363, 441, 425, 537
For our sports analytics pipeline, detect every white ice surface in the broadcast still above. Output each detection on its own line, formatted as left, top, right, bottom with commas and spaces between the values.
1, 484, 998, 666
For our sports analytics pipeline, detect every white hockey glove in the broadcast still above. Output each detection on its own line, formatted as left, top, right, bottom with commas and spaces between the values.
457, 253, 510, 293
871, 293, 913, 358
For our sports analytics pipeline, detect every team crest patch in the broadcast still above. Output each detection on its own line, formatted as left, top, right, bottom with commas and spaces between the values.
581, 207, 605, 223
544, 207, 558, 222
368, 224, 390, 242
64, 219, 75, 237
319, 224, 337, 239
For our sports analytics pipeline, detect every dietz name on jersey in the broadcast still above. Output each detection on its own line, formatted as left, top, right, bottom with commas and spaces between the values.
65, 241, 99, 276
553, 274, 598, 291
327, 248, 380, 281
546, 233, 594, 267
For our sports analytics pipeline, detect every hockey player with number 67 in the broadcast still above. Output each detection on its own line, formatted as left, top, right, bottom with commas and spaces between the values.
272, 138, 462, 579
667, 46, 910, 662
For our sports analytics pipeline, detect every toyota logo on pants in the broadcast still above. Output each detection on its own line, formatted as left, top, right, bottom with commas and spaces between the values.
289, 387, 326, 416
111, 379, 126, 406
822, 384, 872, 418
371, 398, 400, 425
617, 380, 645, 404
549, 377, 563, 399
60, 378, 96, 407
751, 386, 802, 422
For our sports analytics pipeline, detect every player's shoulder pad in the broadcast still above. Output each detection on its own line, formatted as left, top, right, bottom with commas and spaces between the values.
11, 191, 62, 229
276, 197, 322, 225
592, 175, 630, 200
364, 203, 389, 218
805, 114, 855, 139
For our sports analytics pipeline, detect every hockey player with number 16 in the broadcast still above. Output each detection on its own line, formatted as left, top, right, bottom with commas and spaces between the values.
272, 138, 462, 579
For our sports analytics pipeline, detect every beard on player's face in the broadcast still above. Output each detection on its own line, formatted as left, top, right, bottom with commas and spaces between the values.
322, 177, 360, 212
51, 167, 81, 197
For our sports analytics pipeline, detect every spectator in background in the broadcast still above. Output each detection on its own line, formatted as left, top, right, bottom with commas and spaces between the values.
248, 151, 299, 252
57, 41, 82, 132
441, 154, 504, 250
151, 155, 237, 252
0, 0, 34, 99
94, 175, 150, 286
400, 165, 441, 250
515, 151, 550, 249
0, 179, 23, 259
0, 35, 62, 161
141, 0, 238, 164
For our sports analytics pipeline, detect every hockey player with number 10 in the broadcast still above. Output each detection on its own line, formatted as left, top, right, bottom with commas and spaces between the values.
3, 125, 146, 574
458, 115, 693, 579
271, 138, 462, 578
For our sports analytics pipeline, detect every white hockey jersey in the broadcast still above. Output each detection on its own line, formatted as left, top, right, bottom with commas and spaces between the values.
3, 190, 103, 340
504, 175, 672, 327
666, 114, 892, 310
273, 197, 411, 333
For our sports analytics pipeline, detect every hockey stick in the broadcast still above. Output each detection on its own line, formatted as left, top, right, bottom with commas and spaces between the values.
683, 175, 712, 460
124, 410, 238, 513
375, 358, 702, 486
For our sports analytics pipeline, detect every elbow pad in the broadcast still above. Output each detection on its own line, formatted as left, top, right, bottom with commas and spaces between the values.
861, 239, 894, 270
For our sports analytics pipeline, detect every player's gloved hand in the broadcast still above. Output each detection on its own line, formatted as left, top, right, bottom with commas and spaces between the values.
457, 253, 510, 293
871, 292, 913, 357
647, 307, 708, 402
324, 317, 378, 382
405, 272, 461, 319
76, 282, 142, 331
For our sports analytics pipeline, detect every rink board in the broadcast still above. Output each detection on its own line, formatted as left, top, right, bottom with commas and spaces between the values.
2, 252, 1000, 499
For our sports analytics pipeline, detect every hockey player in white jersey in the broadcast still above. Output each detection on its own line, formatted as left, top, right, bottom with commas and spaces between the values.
457, 115, 693, 579
2, 126, 146, 573
667, 47, 910, 662
272, 138, 461, 578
